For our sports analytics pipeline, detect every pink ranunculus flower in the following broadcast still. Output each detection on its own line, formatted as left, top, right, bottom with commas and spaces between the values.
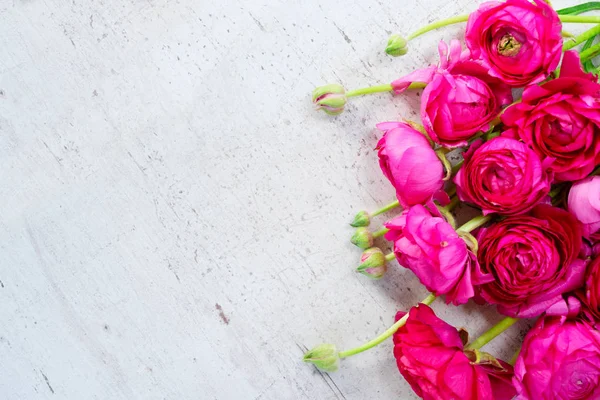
384, 205, 493, 305
391, 40, 512, 148
502, 51, 600, 181
465, 0, 562, 87
514, 315, 600, 399
394, 304, 516, 400
579, 256, 600, 325
454, 137, 552, 216
376, 122, 445, 208
569, 176, 600, 239
477, 205, 587, 318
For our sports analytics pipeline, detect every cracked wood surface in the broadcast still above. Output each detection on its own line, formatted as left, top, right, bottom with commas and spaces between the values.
0, 0, 582, 399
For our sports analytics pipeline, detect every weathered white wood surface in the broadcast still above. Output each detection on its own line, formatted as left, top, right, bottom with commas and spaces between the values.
0, 0, 584, 399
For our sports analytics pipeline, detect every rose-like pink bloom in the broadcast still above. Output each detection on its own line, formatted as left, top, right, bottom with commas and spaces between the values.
502, 51, 600, 181
569, 176, 600, 239
384, 205, 493, 305
394, 304, 516, 400
465, 0, 562, 87
376, 122, 445, 208
580, 256, 600, 324
477, 205, 587, 318
514, 315, 600, 399
454, 137, 552, 216
392, 40, 512, 148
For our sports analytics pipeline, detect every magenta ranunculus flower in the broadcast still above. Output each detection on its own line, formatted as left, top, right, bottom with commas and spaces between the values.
391, 40, 512, 148
580, 256, 600, 324
454, 137, 552, 216
394, 305, 516, 400
514, 315, 600, 399
569, 176, 600, 239
384, 205, 493, 305
465, 0, 562, 87
502, 51, 600, 181
478, 205, 586, 318
376, 122, 445, 208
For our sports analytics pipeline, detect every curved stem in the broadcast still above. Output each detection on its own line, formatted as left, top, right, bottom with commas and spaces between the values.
557, 2, 600, 16
559, 15, 600, 23
563, 24, 600, 50
372, 227, 389, 238
580, 42, 600, 62
385, 252, 396, 262
451, 160, 464, 176
372, 200, 400, 217
406, 14, 469, 40
338, 294, 437, 358
442, 196, 460, 212
457, 215, 492, 233
465, 317, 519, 350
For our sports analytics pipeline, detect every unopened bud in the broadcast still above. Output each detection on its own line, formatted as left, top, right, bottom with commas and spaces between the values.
351, 227, 374, 249
386, 34, 408, 57
312, 84, 347, 115
357, 247, 387, 279
303, 343, 340, 372
350, 210, 370, 227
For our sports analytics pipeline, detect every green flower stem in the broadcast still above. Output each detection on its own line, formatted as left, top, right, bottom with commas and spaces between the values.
338, 294, 437, 358
451, 160, 464, 176
442, 195, 460, 212
559, 15, 600, 23
592, 165, 600, 176
465, 317, 519, 350
346, 84, 393, 98
371, 188, 457, 238
447, 185, 457, 198
457, 215, 492, 233
346, 82, 426, 98
385, 252, 396, 262
580, 42, 600, 62
563, 24, 600, 50
373, 227, 389, 238
399, 13, 600, 46
406, 14, 469, 40
509, 346, 522, 366
557, 2, 600, 16
372, 200, 400, 217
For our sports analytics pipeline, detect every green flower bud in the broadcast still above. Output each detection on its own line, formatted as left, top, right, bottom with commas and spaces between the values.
303, 343, 340, 372
357, 247, 387, 279
312, 84, 347, 115
351, 227, 374, 249
350, 210, 370, 227
386, 34, 408, 57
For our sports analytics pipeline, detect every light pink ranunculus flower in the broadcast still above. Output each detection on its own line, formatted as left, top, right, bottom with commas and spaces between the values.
569, 176, 600, 239
391, 40, 512, 148
384, 205, 493, 305
376, 122, 445, 208
465, 0, 562, 87
514, 315, 600, 399
502, 51, 600, 181
454, 137, 552, 216
394, 304, 516, 400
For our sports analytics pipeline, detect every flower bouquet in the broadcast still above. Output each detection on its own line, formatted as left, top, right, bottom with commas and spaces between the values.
304, 1, 600, 398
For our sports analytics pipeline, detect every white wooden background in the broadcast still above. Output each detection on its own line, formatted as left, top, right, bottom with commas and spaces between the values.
0, 0, 584, 399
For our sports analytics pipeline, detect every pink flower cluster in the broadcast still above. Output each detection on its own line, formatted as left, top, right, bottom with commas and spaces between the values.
310, 0, 600, 398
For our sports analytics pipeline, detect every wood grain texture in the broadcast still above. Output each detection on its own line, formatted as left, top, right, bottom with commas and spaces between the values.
0, 0, 584, 398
